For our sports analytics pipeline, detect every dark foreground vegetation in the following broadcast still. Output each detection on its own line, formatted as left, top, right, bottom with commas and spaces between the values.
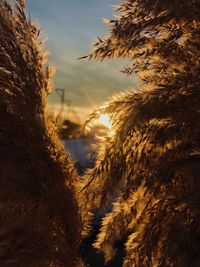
0, 1, 82, 266
81, 0, 200, 266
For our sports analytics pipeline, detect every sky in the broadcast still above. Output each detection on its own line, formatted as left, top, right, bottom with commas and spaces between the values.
26, 0, 139, 121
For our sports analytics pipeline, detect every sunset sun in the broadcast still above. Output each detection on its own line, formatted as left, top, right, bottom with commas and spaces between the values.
96, 114, 112, 129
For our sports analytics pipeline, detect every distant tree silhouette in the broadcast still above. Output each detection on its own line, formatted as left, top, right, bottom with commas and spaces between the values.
0, 1, 82, 266
81, 0, 200, 266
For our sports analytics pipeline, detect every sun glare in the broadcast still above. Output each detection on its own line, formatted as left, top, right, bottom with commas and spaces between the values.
97, 114, 112, 129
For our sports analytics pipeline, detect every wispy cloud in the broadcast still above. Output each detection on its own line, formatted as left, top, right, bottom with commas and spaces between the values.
27, 0, 140, 117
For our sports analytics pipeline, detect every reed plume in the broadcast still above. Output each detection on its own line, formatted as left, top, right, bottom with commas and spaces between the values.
81, 1, 200, 266
0, 1, 82, 266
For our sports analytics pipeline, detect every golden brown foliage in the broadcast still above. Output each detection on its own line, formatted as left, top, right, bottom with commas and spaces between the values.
0, 1, 82, 266
81, 0, 200, 266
